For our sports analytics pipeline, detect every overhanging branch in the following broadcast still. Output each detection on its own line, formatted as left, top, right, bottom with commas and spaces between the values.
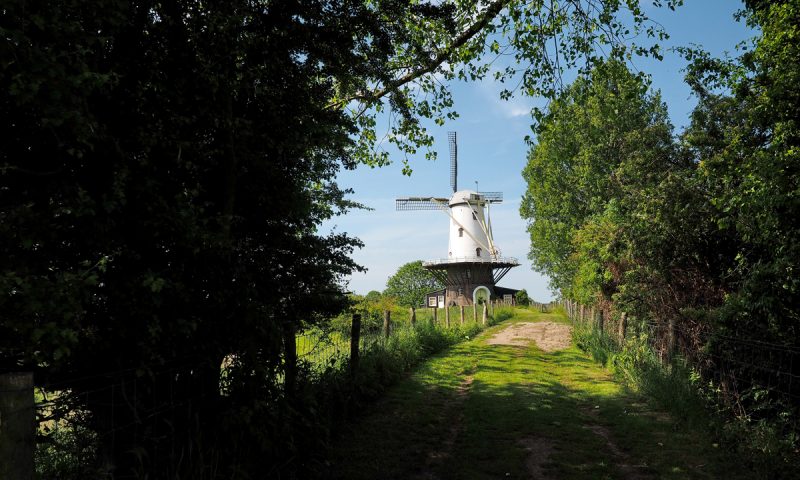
325, 0, 509, 110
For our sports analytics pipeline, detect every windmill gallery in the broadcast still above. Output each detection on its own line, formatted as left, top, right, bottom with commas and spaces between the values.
396, 132, 521, 309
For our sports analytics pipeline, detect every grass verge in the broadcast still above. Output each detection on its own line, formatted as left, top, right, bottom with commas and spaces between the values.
329, 307, 758, 480
570, 308, 799, 479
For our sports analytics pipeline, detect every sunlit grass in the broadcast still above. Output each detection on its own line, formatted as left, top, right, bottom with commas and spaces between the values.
330, 307, 755, 480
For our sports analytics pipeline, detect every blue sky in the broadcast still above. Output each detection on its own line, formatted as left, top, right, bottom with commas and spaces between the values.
322, 0, 755, 301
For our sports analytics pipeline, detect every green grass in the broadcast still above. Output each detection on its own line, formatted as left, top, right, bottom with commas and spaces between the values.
300, 305, 503, 372
329, 307, 755, 479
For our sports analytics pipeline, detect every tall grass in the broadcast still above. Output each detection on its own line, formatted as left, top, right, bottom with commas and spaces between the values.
572, 320, 706, 426
571, 316, 799, 478
491, 305, 515, 323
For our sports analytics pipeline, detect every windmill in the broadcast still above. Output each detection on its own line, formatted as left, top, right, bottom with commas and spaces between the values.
396, 132, 520, 308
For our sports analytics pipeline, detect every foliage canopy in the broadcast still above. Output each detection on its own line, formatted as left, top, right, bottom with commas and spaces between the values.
384, 261, 443, 308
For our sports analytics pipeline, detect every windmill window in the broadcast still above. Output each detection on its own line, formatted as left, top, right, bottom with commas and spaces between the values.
458, 228, 464, 237
476, 247, 482, 257
472, 211, 477, 220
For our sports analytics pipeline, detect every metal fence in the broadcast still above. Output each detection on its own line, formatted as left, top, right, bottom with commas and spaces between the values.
561, 299, 800, 405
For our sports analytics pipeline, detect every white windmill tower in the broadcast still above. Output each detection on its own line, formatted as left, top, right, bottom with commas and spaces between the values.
396, 132, 519, 307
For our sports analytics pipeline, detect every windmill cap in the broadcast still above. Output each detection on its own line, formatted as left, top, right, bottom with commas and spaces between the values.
448, 189, 482, 206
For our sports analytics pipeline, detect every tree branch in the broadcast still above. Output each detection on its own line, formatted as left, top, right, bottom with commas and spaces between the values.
325, 0, 509, 110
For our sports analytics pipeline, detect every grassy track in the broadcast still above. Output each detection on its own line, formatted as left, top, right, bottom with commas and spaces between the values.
329, 308, 753, 479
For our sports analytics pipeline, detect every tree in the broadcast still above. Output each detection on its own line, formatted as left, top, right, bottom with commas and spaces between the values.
365, 291, 383, 303
520, 59, 675, 303
1, 1, 369, 475
675, 0, 800, 441
384, 261, 443, 310
516, 289, 531, 306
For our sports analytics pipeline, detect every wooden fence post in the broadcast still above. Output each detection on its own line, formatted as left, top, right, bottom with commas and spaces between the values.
667, 317, 676, 363
580, 304, 585, 323
433, 307, 438, 325
283, 323, 297, 397
460, 305, 465, 325
410, 307, 416, 326
618, 312, 627, 341
0, 372, 34, 480
597, 309, 604, 334
383, 310, 391, 338
482, 303, 488, 325
445, 306, 451, 328
350, 314, 361, 375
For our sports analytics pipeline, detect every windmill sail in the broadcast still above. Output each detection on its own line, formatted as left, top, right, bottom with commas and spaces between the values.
395, 197, 449, 211
448, 131, 457, 193
477, 191, 503, 202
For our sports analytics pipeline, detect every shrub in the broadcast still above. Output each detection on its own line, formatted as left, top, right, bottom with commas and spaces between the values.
491, 306, 515, 324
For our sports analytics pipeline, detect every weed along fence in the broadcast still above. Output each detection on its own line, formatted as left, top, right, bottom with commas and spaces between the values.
294, 304, 499, 375
562, 298, 698, 365
559, 298, 800, 410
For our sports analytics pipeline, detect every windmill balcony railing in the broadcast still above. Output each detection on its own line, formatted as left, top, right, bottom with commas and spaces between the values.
423, 256, 519, 266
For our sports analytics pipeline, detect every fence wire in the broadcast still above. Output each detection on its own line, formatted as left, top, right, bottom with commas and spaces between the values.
562, 300, 800, 405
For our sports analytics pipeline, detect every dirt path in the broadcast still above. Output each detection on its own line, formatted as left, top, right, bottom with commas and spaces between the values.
487, 321, 572, 351
329, 309, 751, 480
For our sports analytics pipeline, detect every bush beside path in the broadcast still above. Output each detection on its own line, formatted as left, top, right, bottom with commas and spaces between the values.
328, 307, 754, 479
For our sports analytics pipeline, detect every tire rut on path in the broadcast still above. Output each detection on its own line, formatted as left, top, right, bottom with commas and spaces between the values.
518, 436, 555, 480
414, 374, 474, 480
582, 405, 655, 480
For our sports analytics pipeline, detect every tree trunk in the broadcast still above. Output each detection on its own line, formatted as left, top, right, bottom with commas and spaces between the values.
0, 372, 34, 480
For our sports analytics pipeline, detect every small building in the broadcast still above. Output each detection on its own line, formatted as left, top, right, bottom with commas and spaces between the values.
425, 285, 521, 308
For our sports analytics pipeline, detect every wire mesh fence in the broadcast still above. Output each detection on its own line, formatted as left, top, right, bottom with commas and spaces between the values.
296, 329, 350, 373
561, 299, 800, 405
